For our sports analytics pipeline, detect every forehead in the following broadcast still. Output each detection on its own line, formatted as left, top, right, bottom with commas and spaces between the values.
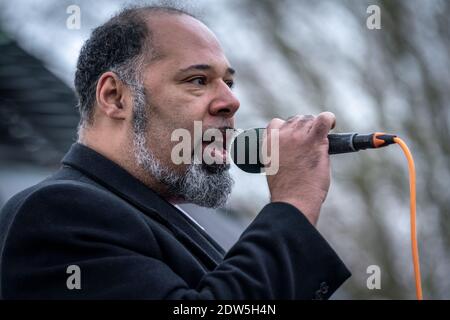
145, 13, 231, 72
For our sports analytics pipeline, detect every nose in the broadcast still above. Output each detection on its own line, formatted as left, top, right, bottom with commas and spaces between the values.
209, 82, 240, 118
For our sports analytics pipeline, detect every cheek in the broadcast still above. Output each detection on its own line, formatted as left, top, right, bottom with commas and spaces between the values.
144, 82, 210, 148
154, 92, 208, 130
147, 75, 210, 120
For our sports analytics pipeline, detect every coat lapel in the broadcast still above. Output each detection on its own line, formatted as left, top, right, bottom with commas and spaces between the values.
61, 143, 225, 270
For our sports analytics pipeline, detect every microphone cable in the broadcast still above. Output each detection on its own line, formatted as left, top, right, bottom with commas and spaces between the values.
393, 136, 422, 300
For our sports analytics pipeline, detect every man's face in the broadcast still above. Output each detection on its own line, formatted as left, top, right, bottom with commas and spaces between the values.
138, 14, 240, 174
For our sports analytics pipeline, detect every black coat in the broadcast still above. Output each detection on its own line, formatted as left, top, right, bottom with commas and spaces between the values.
0, 143, 351, 299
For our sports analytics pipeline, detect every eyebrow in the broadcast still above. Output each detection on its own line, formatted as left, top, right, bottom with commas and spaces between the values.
178, 64, 236, 76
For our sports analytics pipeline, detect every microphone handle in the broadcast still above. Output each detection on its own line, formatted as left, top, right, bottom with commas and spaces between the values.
329, 133, 365, 154
247, 129, 392, 155
328, 132, 397, 154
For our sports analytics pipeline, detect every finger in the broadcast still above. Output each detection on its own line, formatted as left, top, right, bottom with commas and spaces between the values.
285, 114, 315, 130
329, 113, 336, 130
310, 112, 336, 139
292, 114, 315, 134
265, 118, 284, 144
263, 118, 284, 158
283, 114, 315, 138
300, 114, 315, 121
266, 117, 285, 130
286, 114, 314, 123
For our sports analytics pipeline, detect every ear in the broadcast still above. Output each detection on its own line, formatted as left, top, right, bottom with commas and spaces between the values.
95, 71, 132, 121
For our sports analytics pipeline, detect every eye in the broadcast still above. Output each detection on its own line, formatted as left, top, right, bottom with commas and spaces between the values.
188, 76, 207, 86
224, 80, 235, 89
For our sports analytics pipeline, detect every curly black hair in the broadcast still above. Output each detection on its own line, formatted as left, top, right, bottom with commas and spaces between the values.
74, 3, 196, 127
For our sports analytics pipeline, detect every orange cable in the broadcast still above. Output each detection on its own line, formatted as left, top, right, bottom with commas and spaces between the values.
394, 137, 423, 300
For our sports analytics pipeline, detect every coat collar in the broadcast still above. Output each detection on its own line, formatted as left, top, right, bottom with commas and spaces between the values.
61, 143, 225, 269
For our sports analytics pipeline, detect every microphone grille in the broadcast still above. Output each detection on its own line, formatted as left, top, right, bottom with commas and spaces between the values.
231, 128, 266, 173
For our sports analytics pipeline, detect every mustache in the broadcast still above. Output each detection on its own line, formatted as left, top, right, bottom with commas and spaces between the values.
200, 127, 237, 155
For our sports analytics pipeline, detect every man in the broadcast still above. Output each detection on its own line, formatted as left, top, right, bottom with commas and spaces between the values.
0, 5, 351, 299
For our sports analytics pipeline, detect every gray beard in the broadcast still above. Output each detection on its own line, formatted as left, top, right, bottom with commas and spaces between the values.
131, 85, 234, 208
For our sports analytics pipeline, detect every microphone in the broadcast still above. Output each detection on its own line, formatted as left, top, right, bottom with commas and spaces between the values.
231, 128, 397, 173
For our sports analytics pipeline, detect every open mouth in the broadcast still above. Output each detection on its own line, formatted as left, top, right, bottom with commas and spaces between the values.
200, 128, 235, 163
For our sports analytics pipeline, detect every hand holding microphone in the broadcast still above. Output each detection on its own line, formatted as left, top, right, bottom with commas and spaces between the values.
230, 112, 397, 226
263, 112, 336, 226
